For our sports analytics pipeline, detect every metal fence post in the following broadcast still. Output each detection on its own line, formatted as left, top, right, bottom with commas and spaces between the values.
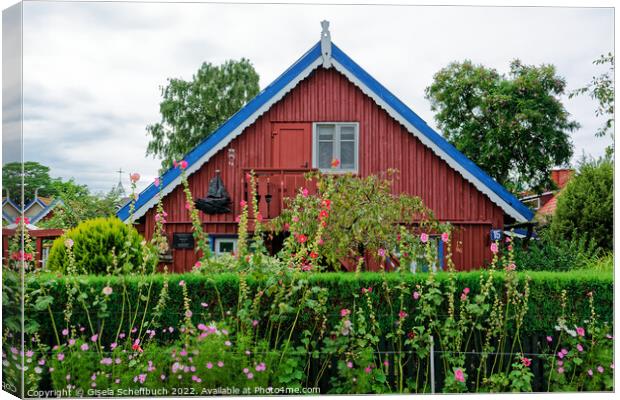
430, 335, 435, 394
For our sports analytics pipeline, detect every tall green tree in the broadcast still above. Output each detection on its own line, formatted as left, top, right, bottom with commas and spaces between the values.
146, 59, 260, 170
2, 161, 56, 204
569, 52, 614, 156
426, 60, 578, 192
549, 157, 613, 252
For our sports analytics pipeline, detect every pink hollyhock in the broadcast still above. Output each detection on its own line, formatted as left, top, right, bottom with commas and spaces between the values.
206, 362, 213, 369
154, 177, 160, 187
62, 329, 69, 336
179, 160, 188, 170
301, 188, 309, 197
576, 327, 585, 337
347, 361, 353, 368
490, 242, 499, 254
454, 368, 465, 383
218, 361, 224, 367
441, 232, 449, 243
577, 344, 584, 352
463, 287, 470, 294
413, 291, 421, 300
378, 248, 386, 257
340, 309, 351, 317
597, 366, 604, 373
309, 251, 318, 259
364, 366, 372, 374
57, 353, 65, 361
587, 369, 593, 376
546, 336, 553, 343
296, 234, 307, 243
557, 367, 564, 374
398, 310, 408, 320
521, 357, 531, 367
179, 280, 185, 287
91, 334, 98, 342
240, 200, 247, 207
420, 233, 429, 243
129, 173, 140, 183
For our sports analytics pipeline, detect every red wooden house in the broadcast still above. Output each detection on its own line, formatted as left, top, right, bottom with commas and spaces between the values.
117, 22, 533, 272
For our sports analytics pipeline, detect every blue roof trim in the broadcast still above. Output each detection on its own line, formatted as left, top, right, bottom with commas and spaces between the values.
30, 199, 63, 224
118, 40, 533, 222
3, 196, 21, 211
24, 197, 47, 212
330, 44, 534, 221
117, 42, 322, 222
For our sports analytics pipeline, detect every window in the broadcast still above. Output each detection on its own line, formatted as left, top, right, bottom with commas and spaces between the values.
391, 236, 445, 273
313, 123, 359, 172
214, 237, 238, 256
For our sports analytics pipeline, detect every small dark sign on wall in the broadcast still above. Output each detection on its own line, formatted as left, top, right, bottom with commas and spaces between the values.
172, 233, 195, 249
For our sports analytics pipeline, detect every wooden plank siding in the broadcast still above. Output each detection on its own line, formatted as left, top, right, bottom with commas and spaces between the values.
138, 68, 505, 272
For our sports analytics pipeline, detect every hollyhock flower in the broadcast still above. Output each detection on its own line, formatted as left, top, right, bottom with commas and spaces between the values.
224, 341, 232, 347
206, 362, 213, 369
68, 339, 75, 346
557, 361, 563, 367
437, 232, 449, 244
100, 358, 113, 365
102, 286, 113, 296
91, 334, 99, 342
546, 336, 553, 343
301, 188, 309, 197
240, 200, 247, 208
331, 159, 340, 168
361, 287, 372, 294
179, 160, 188, 169
557, 352, 564, 359
588, 369, 593, 376
557, 367, 564, 374
110, 342, 117, 350
201, 302, 209, 308
185, 202, 191, 210
461, 293, 467, 301
296, 234, 307, 243
463, 287, 470, 294
154, 177, 160, 187
62, 329, 69, 336
218, 361, 224, 367
577, 344, 584, 352
322, 199, 331, 209
521, 357, 531, 367
384, 360, 389, 367
80, 326, 85, 332
57, 353, 65, 361
454, 369, 465, 383
420, 233, 429, 243
606, 334, 613, 339
576, 327, 585, 337
490, 242, 499, 254
64, 239, 74, 249
309, 251, 318, 259
185, 310, 193, 318
398, 310, 408, 319
378, 248, 386, 257
506, 263, 516, 271
243, 368, 249, 374
318, 209, 329, 219
561, 348, 568, 355
292, 216, 299, 223
179, 280, 185, 287
173, 160, 178, 168
38, 359, 45, 366
247, 372, 254, 379
81, 344, 89, 351
597, 366, 604, 373
340, 309, 351, 317
252, 320, 259, 327
413, 291, 421, 300
129, 173, 140, 183
25, 350, 34, 358
611, 364, 615, 369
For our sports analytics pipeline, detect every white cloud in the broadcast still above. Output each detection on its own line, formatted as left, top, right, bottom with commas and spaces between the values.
12, 1, 614, 193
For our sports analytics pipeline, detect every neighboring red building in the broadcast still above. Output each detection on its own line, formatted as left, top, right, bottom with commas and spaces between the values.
519, 168, 574, 221
117, 22, 533, 272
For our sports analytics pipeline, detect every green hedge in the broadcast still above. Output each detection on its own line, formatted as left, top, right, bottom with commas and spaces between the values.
26, 270, 613, 346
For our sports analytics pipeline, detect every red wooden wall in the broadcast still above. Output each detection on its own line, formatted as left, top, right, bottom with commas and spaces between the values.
138, 68, 506, 272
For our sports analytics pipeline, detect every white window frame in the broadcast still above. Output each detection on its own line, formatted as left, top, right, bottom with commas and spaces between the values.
312, 122, 359, 173
214, 237, 238, 256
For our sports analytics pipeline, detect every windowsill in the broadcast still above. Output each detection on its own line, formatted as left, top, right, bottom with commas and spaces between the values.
317, 168, 359, 175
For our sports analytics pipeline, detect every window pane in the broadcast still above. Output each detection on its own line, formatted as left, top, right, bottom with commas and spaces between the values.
318, 141, 333, 168
318, 125, 335, 140
218, 241, 235, 254
341, 140, 355, 169
340, 125, 355, 141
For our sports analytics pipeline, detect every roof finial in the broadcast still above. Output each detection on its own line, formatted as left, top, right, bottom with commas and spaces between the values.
320, 20, 332, 68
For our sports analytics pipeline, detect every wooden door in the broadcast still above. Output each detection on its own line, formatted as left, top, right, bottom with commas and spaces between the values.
271, 123, 312, 169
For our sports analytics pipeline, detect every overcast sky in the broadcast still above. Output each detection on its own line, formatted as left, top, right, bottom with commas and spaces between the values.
5, 1, 615, 193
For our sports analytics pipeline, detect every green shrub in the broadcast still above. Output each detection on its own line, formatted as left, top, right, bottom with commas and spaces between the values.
28, 270, 613, 343
550, 157, 613, 251
46, 217, 148, 275
513, 229, 600, 271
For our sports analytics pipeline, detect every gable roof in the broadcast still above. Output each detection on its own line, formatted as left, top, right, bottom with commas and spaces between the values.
118, 40, 534, 223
